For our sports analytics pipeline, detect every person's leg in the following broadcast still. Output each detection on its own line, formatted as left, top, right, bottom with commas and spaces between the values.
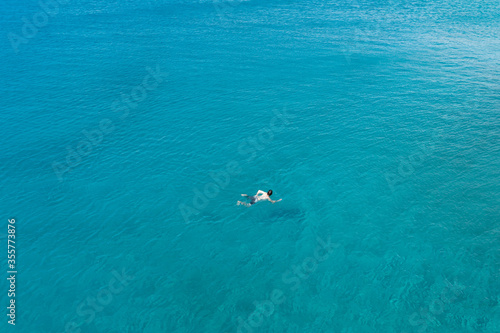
237, 195, 255, 207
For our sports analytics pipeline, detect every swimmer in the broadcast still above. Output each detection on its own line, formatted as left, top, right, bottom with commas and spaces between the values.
237, 190, 282, 207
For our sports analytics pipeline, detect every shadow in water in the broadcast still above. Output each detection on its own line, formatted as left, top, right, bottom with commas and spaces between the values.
269, 207, 305, 221
268, 208, 306, 241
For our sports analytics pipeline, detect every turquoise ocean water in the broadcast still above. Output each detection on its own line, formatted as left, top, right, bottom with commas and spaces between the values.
1, 0, 499, 332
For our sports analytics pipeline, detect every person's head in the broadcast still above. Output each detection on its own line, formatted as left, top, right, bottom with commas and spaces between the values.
267, 190, 273, 196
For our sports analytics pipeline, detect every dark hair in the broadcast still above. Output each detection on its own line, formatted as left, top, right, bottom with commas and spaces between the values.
267, 190, 273, 196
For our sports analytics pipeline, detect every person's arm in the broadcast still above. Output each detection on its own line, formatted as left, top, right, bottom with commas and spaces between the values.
256, 190, 265, 196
